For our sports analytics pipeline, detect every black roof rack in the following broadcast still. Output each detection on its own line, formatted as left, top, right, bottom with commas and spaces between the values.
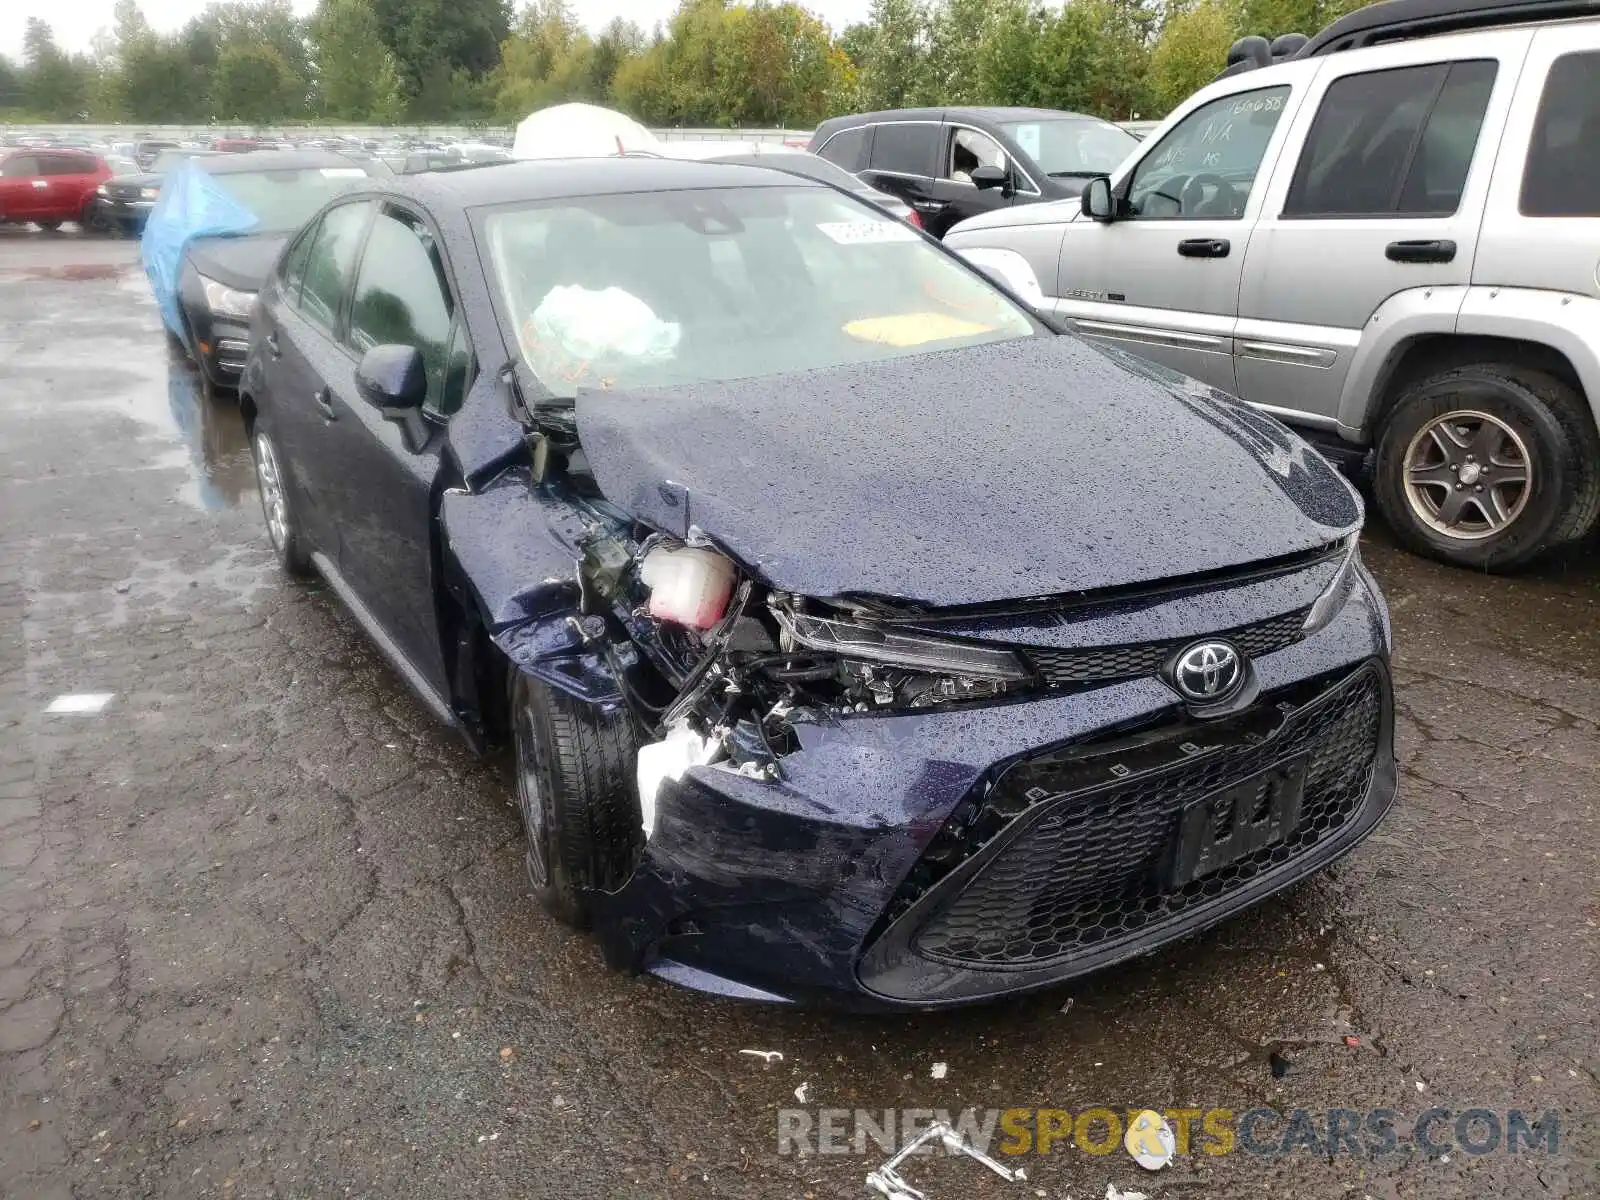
1300, 0, 1600, 56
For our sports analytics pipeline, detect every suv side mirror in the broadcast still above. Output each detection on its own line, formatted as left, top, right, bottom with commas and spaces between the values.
970, 163, 1009, 192
355, 344, 428, 415
1081, 176, 1115, 222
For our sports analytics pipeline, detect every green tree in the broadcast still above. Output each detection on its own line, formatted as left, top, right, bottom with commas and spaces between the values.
370, 0, 512, 113
491, 0, 596, 117
211, 39, 298, 122
22, 18, 95, 118
1149, 1, 1234, 114
975, 0, 1045, 106
311, 0, 405, 120
858, 0, 928, 110
919, 0, 988, 106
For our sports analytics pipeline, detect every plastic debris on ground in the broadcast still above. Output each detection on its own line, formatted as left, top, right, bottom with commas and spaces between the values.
793, 1082, 810, 1103
45, 693, 115, 714
1123, 1109, 1175, 1171
930, 1062, 948, 1080
865, 1121, 1026, 1199
1105, 1185, 1149, 1200
738, 1049, 783, 1064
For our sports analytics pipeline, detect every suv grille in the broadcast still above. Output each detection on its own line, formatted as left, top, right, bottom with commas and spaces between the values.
905, 665, 1384, 968
1020, 608, 1307, 686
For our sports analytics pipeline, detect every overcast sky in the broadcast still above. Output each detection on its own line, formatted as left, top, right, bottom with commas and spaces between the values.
1, 0, 876, 62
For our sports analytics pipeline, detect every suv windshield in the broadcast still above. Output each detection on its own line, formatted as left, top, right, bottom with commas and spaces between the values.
1000, 118, 1137, 177
483, 185, 1037, 398
208, 165, 375, 231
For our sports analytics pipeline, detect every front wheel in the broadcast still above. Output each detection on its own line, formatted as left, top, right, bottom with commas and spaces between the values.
1373, 364, 1600, 570
509, 670, 641, 928
35, 220, 61, 233
249, 425, 314, 578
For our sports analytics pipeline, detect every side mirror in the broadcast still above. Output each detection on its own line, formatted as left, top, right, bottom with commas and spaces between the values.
970, 163, 1009, 192
355, 344, 428, 415
1081, 176, 1115, 222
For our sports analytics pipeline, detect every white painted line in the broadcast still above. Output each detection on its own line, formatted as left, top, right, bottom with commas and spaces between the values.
45, 693, 115, 714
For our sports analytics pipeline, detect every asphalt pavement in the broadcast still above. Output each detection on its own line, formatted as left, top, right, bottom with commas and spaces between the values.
1, 229, 1596, 1199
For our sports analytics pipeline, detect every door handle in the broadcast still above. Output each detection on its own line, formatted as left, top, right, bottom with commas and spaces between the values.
1178, 238, 1230, 258
1386, 239, 1456, 264
313, 387, 336, 421
265, 331, 281, 359
31, 180, 48, 189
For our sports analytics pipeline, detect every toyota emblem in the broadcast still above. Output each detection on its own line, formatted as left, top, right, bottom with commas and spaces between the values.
1173, 641, 1244, 702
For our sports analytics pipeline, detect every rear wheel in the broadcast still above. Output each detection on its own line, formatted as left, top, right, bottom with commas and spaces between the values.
509, 670, 641, 928
1373, 363, 1600, 570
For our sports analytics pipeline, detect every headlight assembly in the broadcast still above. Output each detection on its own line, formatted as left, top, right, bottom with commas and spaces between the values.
96, 184, 109, 196
773, 607, 1031, 683
1302, 534, 1362, 635
198, 275, 256, 320
139, 186, 159, 200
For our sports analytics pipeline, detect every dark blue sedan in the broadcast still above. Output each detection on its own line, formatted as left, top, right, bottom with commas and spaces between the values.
240, 157, 1396, 1009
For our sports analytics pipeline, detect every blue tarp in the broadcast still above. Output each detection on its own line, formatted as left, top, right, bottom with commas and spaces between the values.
140, 160, 260, 345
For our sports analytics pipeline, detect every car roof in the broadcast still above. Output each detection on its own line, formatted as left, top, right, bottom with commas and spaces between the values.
820, 106, 1100, 128
1301, 0, 1600, 54
195, 149, 374, 175
388, 156, 819, 209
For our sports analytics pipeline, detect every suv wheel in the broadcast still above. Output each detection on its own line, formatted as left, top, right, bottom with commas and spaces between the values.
1374, 364, 1600, 570
509, 670, 641, 929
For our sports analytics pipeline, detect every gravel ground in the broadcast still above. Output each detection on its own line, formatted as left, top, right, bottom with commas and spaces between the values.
1, 229, 1595, 1200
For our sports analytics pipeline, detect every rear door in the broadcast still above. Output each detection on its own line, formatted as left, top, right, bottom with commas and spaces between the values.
925, 123, 1020, 237
858, 121, 943, 226
0, 155, 44, 223
321, 201, 464, 697
1236, 31, 1525, 424
39, 152, 102, 223
263, 198, 375, 558
1053, 82, 1301, 392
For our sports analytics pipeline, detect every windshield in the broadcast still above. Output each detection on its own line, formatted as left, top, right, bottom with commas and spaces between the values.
1000, 118, 1137, 177
209, 165, 375, 231
483, 185, 1037, 399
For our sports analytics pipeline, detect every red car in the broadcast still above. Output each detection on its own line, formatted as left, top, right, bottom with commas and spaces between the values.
0, 149, 112, 231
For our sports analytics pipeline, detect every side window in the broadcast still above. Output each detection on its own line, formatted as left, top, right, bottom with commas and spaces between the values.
278, 222, 317, 309
347, 206, 454, 412
1285, 60, 1496, 218
818, 126, 867, 172
299, 201, 372, 337
38, 155, 79, 176
436, 319, 475, 418
1126, 86, 1290, 220
869, 123, 937, 177
1, 156, 39, 177
945, 127, 1006, 182
1521, 51, 1600, 217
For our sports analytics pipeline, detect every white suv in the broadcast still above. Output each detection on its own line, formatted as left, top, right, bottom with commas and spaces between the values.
946, 0, 1600, 570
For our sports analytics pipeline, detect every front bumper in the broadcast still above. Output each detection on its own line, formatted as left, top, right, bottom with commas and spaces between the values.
592, 577, 1396, 1010
93, 195, 154, 228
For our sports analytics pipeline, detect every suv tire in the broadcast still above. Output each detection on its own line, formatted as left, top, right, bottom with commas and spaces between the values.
1373, 364, 1600, 570
509, 670, 641, 928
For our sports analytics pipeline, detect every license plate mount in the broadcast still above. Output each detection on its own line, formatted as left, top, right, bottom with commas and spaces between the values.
1170, 756, 1309, 887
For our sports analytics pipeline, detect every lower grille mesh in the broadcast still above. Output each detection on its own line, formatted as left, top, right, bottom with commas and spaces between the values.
912, 668, 1384, 968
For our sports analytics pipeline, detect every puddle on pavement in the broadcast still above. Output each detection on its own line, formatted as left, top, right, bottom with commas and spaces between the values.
16, 262, 127, 281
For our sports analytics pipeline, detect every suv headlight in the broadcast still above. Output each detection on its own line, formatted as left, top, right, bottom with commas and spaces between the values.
96, 183, 109, 196
1302, 534, 1361, 635
139, 186, 159, 200
199, 275, 256, 320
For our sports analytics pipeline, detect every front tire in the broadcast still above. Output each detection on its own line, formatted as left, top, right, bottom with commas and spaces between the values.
509, 670, 641, 929
1373, 364, 1600, 570
35, 220, 61, 232
249, 424, 313, 578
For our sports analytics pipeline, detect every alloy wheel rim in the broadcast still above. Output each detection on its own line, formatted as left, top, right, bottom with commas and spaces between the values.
1401, 410, 1532, 541
253, 433, 290, 553
514, 701, 550, 887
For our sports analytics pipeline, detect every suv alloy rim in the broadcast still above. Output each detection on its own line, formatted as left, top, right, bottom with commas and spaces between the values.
1401, 410, 1532, 541
253, 432, 290, 552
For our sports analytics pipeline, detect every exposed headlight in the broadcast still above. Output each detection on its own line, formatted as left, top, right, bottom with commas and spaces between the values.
199, 275, 256, 320
1302, 534, 1361, 635
140, 187, 159, 200
774, 608, 1031, 683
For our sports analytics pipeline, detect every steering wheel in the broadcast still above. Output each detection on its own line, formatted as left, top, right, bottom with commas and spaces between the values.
1180, 173, 1238, 217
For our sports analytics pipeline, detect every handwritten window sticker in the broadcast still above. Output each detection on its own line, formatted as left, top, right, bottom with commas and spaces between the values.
816, 220, 920, 246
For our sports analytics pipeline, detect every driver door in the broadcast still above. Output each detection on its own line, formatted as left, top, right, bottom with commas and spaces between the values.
1054, 84, 1300, 392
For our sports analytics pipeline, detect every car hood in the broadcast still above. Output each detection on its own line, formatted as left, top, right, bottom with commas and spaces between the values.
184, 232, 289, 291
574, 335, 1362, 607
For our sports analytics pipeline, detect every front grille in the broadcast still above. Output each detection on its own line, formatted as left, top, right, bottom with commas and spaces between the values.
908, 666, 1384, 968
1021, 608, 1307, 686
108, 184, 145, 201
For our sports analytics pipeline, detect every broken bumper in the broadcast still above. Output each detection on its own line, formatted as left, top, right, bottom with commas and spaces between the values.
592, 583, 1396, 1010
